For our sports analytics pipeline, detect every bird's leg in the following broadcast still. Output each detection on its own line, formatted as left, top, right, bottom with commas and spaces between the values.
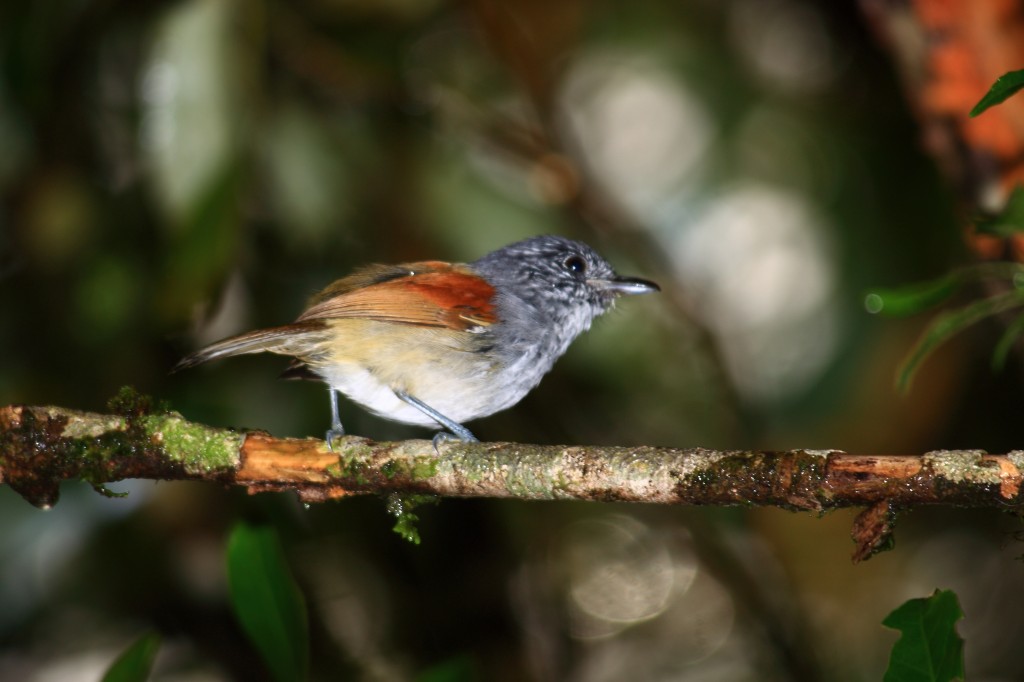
393, 390, 479, 444
325, 388, 344, 450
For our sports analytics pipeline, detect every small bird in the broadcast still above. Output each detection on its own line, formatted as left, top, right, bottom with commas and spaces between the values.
175, 235, 659, 444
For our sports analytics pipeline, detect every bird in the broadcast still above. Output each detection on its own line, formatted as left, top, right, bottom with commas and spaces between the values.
175, 235, 659, 444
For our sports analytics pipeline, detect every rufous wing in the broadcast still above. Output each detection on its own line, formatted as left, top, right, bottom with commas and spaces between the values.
296, 262, 496, 331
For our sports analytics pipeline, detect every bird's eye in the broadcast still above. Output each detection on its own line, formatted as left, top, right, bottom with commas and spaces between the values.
564, 255, 587, 274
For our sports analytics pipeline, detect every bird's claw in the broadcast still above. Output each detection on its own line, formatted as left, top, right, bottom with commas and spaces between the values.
431, 430, 479, 454
325, 428, 344, 451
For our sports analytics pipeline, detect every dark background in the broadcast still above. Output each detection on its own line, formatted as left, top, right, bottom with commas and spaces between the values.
2, 1, 1021, 680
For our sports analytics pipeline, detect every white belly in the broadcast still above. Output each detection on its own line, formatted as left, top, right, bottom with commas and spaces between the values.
317, 348, 552, 427
319, 364, 436, 426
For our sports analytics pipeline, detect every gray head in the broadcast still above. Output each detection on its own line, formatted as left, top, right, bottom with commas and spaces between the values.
456, 235, 659, 418
472, 235, 659, 331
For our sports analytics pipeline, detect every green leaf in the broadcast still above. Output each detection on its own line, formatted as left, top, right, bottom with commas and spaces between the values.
226, 523, 309, 682
969, 69, 1024, 117
101, 632, 161, 682
975, 185, 1024, 237
865, 273, 963, 318
896, 288, 1024, 392
864, 262, 1024, 317
882, 589, 965, 682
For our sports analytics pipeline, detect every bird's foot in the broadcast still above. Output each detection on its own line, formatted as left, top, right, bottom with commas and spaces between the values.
325, 427, 344, 451
431, 429, 478, 454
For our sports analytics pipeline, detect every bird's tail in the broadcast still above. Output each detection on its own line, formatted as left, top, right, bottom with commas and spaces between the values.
173, 321, 328, 372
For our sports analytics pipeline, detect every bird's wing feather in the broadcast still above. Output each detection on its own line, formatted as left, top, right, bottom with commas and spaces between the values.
173, 321, 329, 370
305, 261, 450, 303
297, 263, 496, 330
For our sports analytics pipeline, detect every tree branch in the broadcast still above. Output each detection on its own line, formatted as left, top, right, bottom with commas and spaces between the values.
3, 401, 1023, 561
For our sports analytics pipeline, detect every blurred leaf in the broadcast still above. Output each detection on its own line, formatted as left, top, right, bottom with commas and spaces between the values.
263, 105, 353, 246
896, 289, 1024, 392
975, 185, 1024, 237
142, 0, 242, 219
226, 523, 309, 682
0, 81, 31, 185
969, 69, 1024, 117
882, 589, 964, 682
143, 0, 249, 322
991, 311, 1024, 371
416, 655, 476, 682
158, 160, 242, 322
866, 262, 1024, 317
422, 143, 560, 258
74, 256, 140, 343
864, 274, 963, 318
101, 632, 161, 682
22, 170, 96, 270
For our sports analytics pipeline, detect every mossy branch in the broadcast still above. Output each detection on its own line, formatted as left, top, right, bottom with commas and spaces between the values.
3, 402, 1024, 561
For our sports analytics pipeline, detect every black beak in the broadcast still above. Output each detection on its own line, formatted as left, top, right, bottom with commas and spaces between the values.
589, 275, 660, 296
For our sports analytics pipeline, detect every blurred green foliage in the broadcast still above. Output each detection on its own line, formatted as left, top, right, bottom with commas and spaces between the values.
865, 263, 1024, 390
226, 523, 308, 682
862, 264, 1024, 319
101, 632, 161, 682
975, 184, 1024, 238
